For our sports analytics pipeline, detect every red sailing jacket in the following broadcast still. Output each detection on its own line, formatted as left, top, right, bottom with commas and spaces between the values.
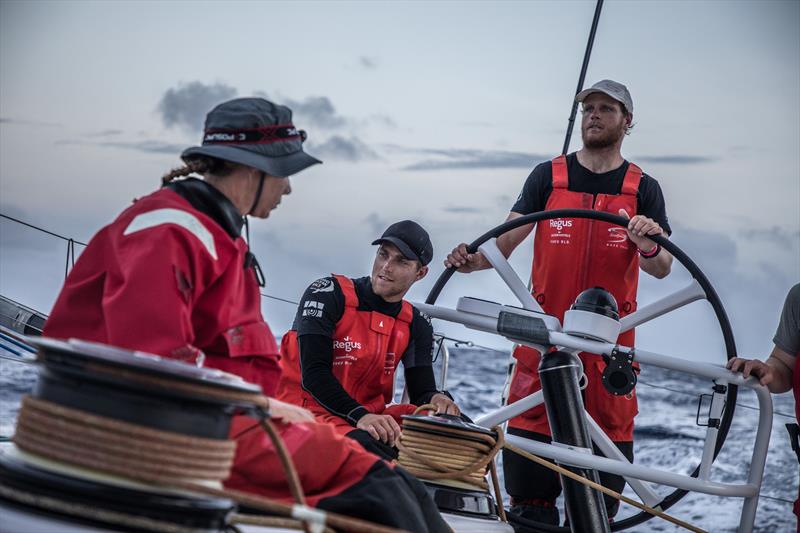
43, 188, 282, 394
43, 187, 381, 506
507, 154, 642, 441
277, 275, 416, 433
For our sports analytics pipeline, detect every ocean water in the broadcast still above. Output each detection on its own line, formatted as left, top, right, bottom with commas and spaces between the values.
1, 347, 796, 532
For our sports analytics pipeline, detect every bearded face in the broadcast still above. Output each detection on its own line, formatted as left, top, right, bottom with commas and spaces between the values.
580, 93, 630, 150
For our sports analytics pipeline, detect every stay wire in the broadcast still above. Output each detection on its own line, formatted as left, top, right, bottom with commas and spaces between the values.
637, 379, 796, 420
0, 213, 88, 246
1, 211, 298, 308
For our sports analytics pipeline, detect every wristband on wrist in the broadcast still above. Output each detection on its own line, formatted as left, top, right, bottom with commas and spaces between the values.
638, 243, 661, 259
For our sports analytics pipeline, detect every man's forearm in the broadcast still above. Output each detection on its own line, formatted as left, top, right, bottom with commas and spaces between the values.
405, 365, 439, 405
640, 248, 673, 278
765, 349, 794, 394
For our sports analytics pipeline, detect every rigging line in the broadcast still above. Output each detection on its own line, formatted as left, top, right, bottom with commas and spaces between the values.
562, 0, 604, 155
0, 213, 88, 246
259, 292, 299, 306
638, 379, 796, 420
759, 493, 796, 505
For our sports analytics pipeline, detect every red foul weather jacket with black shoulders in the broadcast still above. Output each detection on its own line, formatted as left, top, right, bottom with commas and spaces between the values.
277, 275, 418, 433
507, 154, 642, 442
43, 184, 380, 505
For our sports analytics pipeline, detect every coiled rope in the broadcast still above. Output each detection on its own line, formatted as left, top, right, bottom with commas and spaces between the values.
8, 371, 405, 533
395, 405, 706, 533
396, 404, 507, 522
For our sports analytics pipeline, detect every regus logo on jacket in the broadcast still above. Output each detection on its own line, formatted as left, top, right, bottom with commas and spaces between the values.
333, 336, 362, 353
549, 218, 573, 232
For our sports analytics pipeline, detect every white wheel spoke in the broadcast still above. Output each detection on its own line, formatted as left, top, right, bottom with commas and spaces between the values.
478, 238, 542, 312
620, 279, 706, 333
586, 414, 662, 507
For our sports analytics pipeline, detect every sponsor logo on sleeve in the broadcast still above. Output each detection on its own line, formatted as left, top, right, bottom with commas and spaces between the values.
302, 300, 325, 318
310, 278, 335, 293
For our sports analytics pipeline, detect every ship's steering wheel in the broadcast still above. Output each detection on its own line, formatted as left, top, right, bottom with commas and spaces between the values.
424, 209, 738, 532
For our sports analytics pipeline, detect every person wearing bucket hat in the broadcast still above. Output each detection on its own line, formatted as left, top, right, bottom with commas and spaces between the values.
444, 80, 675, 524
277, 220, 461, 460
44, 98, 451, 532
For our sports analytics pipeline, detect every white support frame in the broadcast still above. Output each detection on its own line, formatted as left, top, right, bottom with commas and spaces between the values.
414, 277, 772, 533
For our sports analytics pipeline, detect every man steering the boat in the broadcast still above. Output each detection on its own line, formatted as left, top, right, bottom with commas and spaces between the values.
445, 79, 673, 525
277, 220, 461, 460
43, 97, 451, 533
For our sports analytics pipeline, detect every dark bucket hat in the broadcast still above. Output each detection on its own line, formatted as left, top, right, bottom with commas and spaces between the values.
182, 97, 321, 178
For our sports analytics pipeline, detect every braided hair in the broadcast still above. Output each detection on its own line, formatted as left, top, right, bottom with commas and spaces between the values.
161, 155, 237, 186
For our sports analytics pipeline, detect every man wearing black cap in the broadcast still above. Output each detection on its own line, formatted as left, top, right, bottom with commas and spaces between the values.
446, 80, 673, 524
278, 220, 460, 459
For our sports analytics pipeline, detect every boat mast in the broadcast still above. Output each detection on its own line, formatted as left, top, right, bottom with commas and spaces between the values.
561, 0, 605, 155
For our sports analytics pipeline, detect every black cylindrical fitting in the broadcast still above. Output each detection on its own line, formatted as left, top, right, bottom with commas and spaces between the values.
539, 350, 610, 533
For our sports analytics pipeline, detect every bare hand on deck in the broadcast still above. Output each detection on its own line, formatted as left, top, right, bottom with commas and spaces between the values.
357, 413, 401, 445
430, 393, 461, 416
267, 397, 316, 424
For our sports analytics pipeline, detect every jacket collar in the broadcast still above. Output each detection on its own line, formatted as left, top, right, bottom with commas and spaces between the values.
165, 178, 244, 239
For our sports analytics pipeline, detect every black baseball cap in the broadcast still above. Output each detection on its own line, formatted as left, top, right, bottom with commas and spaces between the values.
181, 97, 321, 178
372, 220, 433, 266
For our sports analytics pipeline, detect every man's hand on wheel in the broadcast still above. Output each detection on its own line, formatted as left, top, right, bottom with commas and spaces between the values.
444, 243, 485, 273
618, 208, 664, 252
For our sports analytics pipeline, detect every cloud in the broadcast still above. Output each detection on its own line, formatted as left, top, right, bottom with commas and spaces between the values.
54, 139, 185, 154
157, 81, 238, 132
101, 140, 186, 154
633, 155, 716, 165
309, 135, 379, 161
739, 226, 800, 247
399, 148, 548, 171
0, 117, 61, 127
358, 56, 378, 70
283, 96, 347, 129
364, 212, 389, 236
367, 114, 397, 128
85, 129, 123, 138
655, 223, 798, 357
443, 206, 484, 214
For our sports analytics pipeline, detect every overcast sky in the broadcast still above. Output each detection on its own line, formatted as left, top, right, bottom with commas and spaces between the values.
1, 0, 798, 366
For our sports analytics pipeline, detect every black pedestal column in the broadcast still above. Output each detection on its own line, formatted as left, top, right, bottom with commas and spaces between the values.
539, 350, 610, 533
